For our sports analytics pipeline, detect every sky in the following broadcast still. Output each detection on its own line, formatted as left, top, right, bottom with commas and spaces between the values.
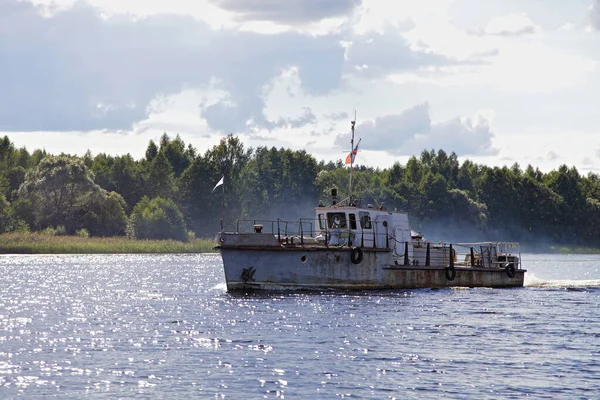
2, 0, 600, 172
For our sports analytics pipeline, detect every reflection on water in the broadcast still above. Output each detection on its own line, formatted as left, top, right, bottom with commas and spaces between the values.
0, 253, 599, 398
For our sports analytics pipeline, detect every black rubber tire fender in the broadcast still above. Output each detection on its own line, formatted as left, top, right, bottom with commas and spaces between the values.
505, 263, 516, 278
445, 265, 456, 281
350, 247, 363, 264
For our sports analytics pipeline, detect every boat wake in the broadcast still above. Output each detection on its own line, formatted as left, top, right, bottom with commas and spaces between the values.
524, 273, 600, 290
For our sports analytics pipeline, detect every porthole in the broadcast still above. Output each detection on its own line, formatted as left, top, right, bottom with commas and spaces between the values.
301, 255, 307, 263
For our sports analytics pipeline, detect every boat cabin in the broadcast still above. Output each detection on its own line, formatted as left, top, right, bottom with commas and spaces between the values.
315, 203, 412, 253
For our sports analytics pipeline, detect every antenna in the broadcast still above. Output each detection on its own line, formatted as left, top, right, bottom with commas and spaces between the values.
349, 110, 356, 197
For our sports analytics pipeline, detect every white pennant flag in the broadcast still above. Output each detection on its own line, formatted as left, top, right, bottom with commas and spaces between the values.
212, 176, 224, 192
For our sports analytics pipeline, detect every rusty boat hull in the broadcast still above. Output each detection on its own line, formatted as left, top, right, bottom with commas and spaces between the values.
217, 232, 526, 291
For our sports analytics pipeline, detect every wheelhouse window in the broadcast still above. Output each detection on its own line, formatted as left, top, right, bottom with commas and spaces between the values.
349, 213, 357, 230
318, 213, 325, 230
359, 211, 372, 229
327, 212, 347, 229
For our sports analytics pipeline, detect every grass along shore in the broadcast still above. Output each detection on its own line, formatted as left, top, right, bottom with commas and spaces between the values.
0, 232, 217, 254
4, 232, 600, 255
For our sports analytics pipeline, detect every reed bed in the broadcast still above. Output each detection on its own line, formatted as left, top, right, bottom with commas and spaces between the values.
0, 233, 217, 254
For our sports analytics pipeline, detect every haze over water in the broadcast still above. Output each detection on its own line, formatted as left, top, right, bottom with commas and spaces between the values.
1, 253, 599, 398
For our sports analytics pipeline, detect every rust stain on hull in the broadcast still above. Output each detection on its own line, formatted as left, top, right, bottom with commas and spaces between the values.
220, 246, 526, 291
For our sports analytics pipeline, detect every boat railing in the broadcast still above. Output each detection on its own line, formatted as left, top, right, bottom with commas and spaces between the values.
394, 241, 522, 270
453, 242, 522, 270
221, 219, 522, 269
223, 217, 392, 249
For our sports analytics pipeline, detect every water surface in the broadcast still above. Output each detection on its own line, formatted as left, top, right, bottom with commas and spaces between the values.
1, 253, 599, 398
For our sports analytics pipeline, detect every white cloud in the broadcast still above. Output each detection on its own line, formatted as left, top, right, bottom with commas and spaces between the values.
344, 29, 456, 77
3, 0, 600, 175
391, 37, 597, 94
590, 0, 600, 31
483, 13, 540, 36
2, 0, 461, 135
0, 1, 349, 132
23, 0, 239, 28
333, 103, 498, 157
353, 0, 453, 35
209, 0, 361, 25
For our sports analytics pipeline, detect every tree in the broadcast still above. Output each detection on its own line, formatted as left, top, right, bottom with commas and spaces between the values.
457, 159, 478, 193
418, 172, 449, 220
9, 198, 34, 230
203, 135, 251, 225
543, 165, 587, 243
160, 134, 192, 177
386, 162, 404, 186
6, 167, 26, 201
81, 191, 128, 236
128, 196, 188, 241
405, 156, 424, 184
146, 152, 176, 200
0, 194, 12, 233
239, 147, 319, 220
110, 154, 144, 211
145, 140, 158, 162
90, 153, 116, 192
178, 155, 221, 236
518, 176, 562, 242
17, 155, 103, 233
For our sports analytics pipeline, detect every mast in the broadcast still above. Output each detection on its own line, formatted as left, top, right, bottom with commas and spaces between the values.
349, 111, 356, 197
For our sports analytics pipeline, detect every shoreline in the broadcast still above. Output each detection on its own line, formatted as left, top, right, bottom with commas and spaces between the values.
1, 233, 599, 255
0, 233, 216, 254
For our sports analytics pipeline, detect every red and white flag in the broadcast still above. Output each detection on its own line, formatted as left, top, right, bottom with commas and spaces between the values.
345, 138, 361, 165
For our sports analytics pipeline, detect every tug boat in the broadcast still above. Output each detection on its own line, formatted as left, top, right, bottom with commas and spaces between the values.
215, 117, 525, 291
215, 191, 525, 291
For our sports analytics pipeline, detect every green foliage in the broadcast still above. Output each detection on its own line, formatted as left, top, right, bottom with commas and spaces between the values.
145, 140, 158, 162
179, 135, 251, 236
159, 134, 192, 177
9, 198, 34, 230
42, 226, 57, 235
178, 155, 217, 237
147, 152, 177, 200
0, 194, 12, 233
6, 166, 26, 201
13, 220, 30, 233
0, 136, 31, 201
82, 191, 128, 237
76, 228, 90, 238
18, 155, 104, 233
239, 146, 319, 220
0, 233, 215, 254
5, 130, 600, 248
128, 196, 188, 241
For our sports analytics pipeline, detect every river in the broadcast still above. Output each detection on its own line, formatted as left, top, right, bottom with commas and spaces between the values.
0, 253, 599, 398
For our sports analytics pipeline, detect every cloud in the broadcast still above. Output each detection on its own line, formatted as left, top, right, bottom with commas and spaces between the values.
209, 0, 361, 25
345, 30, 455, 76
334, 103, 498, 156
0, 0, 345, 132
0, 0, 466, 135
324, 111, 349, 121
479, 13, 540, 36
590, 0, 600, 30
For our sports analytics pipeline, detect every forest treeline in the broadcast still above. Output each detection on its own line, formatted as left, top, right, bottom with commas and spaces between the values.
0, 133, 597, 246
